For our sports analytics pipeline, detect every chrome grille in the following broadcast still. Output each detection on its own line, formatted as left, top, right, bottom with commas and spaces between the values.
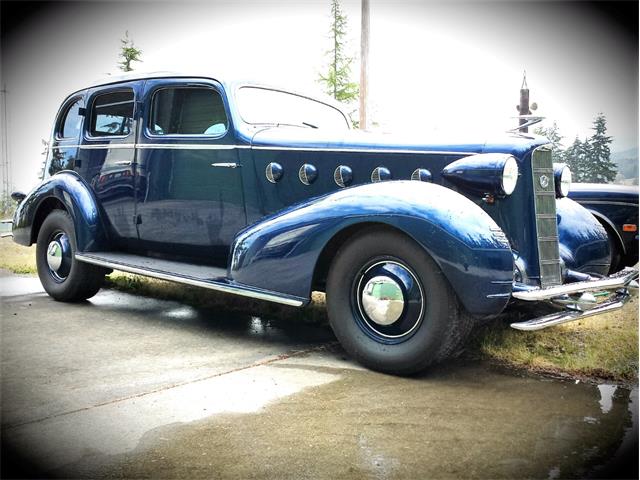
531, 147, 562, 287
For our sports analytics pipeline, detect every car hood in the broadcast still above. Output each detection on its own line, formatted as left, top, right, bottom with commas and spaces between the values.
249, 126, 549, 158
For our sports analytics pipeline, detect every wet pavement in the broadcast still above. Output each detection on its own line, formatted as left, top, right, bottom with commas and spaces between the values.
1, 270, 637, 479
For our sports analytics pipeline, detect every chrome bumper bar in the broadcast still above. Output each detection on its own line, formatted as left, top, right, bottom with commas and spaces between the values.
510, 290, 631, 331
510, 267, 638, 331
512, 267, 639, 301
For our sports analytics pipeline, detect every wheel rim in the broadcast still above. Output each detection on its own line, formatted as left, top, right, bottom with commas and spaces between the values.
46, 231, 72, 282
353, 259, 425, 342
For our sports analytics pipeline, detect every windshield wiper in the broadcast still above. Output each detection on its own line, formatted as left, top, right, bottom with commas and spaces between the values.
302, 121, 318, 129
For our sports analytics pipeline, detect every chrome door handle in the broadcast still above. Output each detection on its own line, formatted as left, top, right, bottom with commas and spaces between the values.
211, 162, 241, 168
113, 161, 132, 166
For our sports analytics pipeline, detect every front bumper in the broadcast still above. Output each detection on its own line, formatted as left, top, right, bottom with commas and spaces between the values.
510, 267, 638, 331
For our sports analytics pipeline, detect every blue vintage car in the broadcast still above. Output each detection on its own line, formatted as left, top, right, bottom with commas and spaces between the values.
568, 183, 638, 273
11, 73, 639, 374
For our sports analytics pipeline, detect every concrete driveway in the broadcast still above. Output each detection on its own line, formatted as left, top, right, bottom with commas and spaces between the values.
1, 270, 636, 479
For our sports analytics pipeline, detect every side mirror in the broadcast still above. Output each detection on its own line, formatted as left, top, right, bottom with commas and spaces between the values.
10, 191, 26, 204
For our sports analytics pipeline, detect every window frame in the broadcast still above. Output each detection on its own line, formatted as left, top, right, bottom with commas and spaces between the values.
235, 85, 351, 130
145, 85, 229, 139
55, 96, 85, 140
86, 88, 136, 140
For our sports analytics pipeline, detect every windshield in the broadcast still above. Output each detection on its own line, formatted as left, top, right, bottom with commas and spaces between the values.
236, 86, 350, 131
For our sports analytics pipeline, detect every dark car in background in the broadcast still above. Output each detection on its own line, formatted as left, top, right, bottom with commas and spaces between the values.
569, 183, 639, 273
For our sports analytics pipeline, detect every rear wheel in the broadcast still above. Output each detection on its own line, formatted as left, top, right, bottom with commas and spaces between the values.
36, 210, 106, 301
326, 227, 474, 375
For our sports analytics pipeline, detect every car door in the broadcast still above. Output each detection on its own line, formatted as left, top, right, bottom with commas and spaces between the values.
80, 82, 140, 245
135, 78, 246, 265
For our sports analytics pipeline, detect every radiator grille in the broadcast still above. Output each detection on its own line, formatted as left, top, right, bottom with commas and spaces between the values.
531, 147, 562, 287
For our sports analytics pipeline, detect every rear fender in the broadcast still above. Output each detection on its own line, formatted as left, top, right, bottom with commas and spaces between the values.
230, 181, 514, 316
12, 171, 108, 251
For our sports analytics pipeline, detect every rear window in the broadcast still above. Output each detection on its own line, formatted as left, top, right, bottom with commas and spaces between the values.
59, 98, 83, 139
90, 90, 134, 137
149, 87, 227, 136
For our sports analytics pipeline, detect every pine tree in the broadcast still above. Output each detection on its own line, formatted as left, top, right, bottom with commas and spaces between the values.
319, 0, 359, 104
564, 137, 589, 182
118, 31, 142, 72
534, 122, 565, 163
584, 114, 616, 183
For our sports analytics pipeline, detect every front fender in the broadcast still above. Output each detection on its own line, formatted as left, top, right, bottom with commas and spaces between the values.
12, 171, 108, 251
556, 197, 610, 275
230, 181, 513, 316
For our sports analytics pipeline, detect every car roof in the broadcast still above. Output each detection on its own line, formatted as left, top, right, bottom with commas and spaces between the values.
87, 70, 223, 88
80, 71, 349, 118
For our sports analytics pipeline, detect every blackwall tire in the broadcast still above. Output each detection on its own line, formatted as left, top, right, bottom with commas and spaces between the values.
36, 210, 105, 302
326, 227, 474, 375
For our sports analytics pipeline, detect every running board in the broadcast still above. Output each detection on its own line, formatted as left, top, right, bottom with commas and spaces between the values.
75, 252, 306, 307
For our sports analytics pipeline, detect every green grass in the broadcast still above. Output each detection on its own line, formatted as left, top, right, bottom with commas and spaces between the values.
469, 301, 639, 384
1, 237, 637, 383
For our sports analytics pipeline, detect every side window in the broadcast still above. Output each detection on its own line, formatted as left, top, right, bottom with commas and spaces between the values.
150, 87, 227, 136
90, 90, 134, 137
59, 99, 83, 139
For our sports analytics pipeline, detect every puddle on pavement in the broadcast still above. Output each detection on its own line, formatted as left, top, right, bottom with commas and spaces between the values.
74, 359, 637, 480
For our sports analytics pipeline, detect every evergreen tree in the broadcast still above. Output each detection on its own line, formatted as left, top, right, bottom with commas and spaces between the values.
534, 121, 565, 163
319, 0, 359, 104
564, 137, 589, 182
118, 31, 142, 72
584, 113, 616, 183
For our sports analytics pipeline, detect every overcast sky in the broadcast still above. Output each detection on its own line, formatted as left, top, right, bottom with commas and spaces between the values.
1, 0, 638, 192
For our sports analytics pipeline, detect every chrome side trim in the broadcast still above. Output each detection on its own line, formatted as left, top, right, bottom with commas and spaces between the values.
512, 267, 638, 301
55, 143, 474, 155
251, 146, 475, 155
79, 144, 136, 149
137, 143, 250, 150
75, 254, 305, 307
581, 200, 639, 208
510, 290, 629, 331
211, 162, 241, 168
53, 144, 251, 150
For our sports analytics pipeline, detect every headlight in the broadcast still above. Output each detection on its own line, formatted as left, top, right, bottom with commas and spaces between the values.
553, 163, 571, 197
501, 156, 519, 196
442, 153, 519, 197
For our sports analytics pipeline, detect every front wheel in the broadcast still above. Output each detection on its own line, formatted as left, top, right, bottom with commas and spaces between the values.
326, 227, 474, 375
36, 210, 106, 302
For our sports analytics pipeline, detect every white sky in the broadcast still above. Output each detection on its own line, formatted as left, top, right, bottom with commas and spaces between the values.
2, 0, 638, 192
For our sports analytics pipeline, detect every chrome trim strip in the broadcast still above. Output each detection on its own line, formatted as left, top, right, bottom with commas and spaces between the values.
136, 143, 250, 150
53, 144, 251, 150
251, 146, 475, 155
581, 200, 639, 207
56, 143, 473, 155
510, 291, 629, 331
79, 144, 136, 149
512, 267, 639, 301
75, 254, 305, 307
211, 162, 240, 168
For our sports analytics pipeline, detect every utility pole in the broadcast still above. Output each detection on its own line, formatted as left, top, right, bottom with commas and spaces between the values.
0, 84, 10, 202
359, 0, 369, 130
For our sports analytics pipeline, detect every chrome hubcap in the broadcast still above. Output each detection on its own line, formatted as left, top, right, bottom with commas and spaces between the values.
361, 275, 405, 326
45, 232, 71, 281
47, 241, 63, 272
355, 260, 425, 341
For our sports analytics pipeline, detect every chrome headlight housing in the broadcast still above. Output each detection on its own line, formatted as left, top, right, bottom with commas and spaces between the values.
501, 156, 519, 196
553, 163, 571, 197
442, 153, 519, 197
